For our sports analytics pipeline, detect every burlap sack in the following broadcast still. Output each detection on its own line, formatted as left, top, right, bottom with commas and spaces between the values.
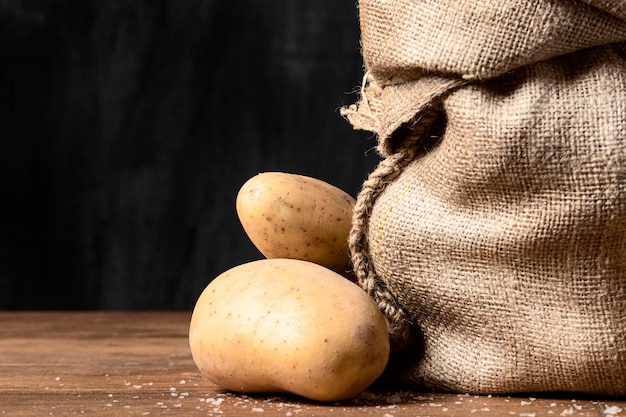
342, 0, 626, 395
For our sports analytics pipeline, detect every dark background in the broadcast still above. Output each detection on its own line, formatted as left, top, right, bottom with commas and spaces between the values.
0, 1, 379, 310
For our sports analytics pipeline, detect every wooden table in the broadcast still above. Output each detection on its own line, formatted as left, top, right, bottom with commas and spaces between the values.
1, 312, 625, 416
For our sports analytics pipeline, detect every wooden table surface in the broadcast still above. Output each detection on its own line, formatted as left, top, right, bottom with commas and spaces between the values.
1, 311, 625, 416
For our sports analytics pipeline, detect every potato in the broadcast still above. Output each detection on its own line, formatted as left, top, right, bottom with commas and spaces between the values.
189, 258, 390, 402
236, 172, 356, 275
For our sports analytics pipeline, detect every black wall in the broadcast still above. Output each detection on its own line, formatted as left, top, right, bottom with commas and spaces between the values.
0, 1, 379, 310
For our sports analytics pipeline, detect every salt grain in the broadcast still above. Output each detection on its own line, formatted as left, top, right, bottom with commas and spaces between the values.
387, 395, 402, 404
251, 407, 264, 412
207, 398, 224, 406
359, 391, 379, 401
604, 405, 623, 416
417, 395, 434, 401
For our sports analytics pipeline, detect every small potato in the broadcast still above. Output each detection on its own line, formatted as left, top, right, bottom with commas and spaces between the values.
189, 258, 390, 402
236, 172, 356, 275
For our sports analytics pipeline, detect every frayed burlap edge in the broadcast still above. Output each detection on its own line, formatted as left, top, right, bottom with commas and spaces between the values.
341, 72, 466, 156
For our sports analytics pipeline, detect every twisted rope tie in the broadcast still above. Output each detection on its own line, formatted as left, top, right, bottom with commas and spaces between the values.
349, 148, 421, 353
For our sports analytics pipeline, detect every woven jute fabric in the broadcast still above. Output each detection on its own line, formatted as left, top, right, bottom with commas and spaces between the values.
343, 0, 626, 395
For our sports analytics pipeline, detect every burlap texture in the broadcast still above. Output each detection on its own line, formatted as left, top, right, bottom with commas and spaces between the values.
343, 0, 626, 395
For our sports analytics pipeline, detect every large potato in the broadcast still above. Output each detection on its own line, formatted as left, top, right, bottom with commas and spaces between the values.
236, 172, 356, 275
189, 258, 390, 402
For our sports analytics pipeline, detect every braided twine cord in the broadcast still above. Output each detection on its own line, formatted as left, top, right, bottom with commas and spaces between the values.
348, 107, 442, 353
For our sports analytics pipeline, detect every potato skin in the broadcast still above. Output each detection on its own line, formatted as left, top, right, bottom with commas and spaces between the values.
236, 172, 356, 275
189, 258, 390, 402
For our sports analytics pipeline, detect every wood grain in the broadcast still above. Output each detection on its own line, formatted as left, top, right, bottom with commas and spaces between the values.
1, 312, 624, 416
